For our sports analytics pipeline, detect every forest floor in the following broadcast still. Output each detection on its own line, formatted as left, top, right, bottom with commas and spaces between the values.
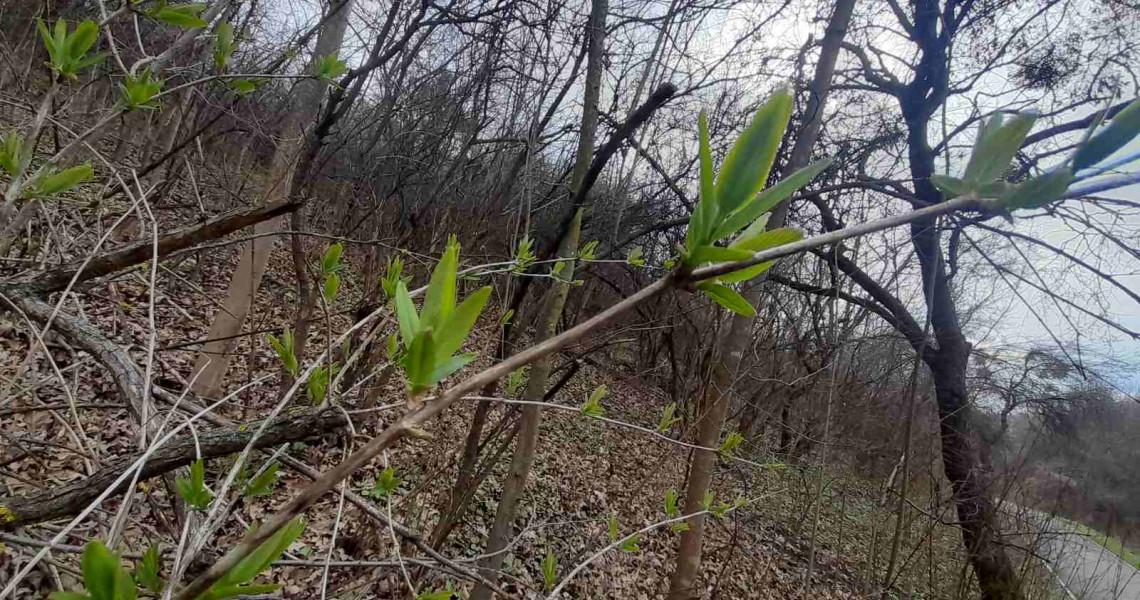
1, 168, 970, 598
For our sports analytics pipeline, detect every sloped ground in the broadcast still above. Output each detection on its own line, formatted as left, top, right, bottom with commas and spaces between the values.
0, 154, 965, 598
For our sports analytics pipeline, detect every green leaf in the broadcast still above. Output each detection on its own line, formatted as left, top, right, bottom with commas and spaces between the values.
500, 309, 514, 326
670, 522, 691, 533
322, 272, 341, 301
998, 168, 1075, 210
579, 240, 599, 260
67, 21, 99, 62
214, 518, 305, 589
626, 247, 645, 266
321, 242, 343, 274
716, 89, 793, 214
214, 21, 235, 71
619, 534, 641, 553
719, 228, 804, 283
227, 78, 262, 94
699, 489, 715, 511
382, 256, 408, 298
415, 591, 454, 600
657, 402, 681, 432
402, 328, 436, 392
134, 545, 162, 593
710, 157, 831, 241
48, 593, 91, 600
608, 513, 619, 542
541, 549, 558, 592
151, 3, 209, 29
0, 130, 24, 177
686, 110, 720, 252
386, 333, 400, 360
581, 385, 607, 417
719, 431, 744, 455
1073, 98, 1140, 170
421, 235, 459, 330
244, 463, 279, 498
514, 236, 536, 271
664, 488, 680, 517
267, 330, 298, 376
33, 163, 93, 197
175, 459, 213, 510
698, 282, 755, 317
429, 352, 477, 384
963, 112, 1037, 184
82, 541, 120, 600
688, 245, 754, 265
371, 466, 402, 499
432, 286, 490, 363
119, 68, 164, 110
313, 52, 348, 82
394, 281, 421, 347
930, 174, 972, 199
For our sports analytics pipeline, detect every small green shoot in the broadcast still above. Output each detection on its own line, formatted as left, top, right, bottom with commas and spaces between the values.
580, 385, 607, 418
244, 463, 279, 498
175, 458, 213, 510
134, 545, 162, 594
541, 549, 558, 592
371, 467, 402, 499
657, 402, 682, 432
267, 329, 298, 376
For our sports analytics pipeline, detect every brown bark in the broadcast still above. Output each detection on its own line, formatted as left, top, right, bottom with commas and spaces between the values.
666, 1, 854, 596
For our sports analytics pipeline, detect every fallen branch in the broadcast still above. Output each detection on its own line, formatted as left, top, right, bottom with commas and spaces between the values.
0, 409, 348, 530
4, 197, 301, 294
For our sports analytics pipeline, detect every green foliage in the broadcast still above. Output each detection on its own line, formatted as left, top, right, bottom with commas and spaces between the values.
37, 19, 103, 80
227, 78, 263, 94
416, 589, 454, 600
214, 21, 236, 71
963, 112, 1037, 184
392, 236, 491, 398
998, 168, 1075, 210
267, 329, 298, 376
625, 247, 645, 266
0, 131, 25, 177
371, 466, 402, 499
664, 489, 693, 531
500, 309, 514, 327
30, 164, 94, 198
619, 534, 641, 553
148, 2, 209, 29
657, 402, 681, 432
719, 431, 744, 456
513, 236, 536, 271
696, 282, 755, 317
608, 513, 619, 542
314, 53, 348, 83
119, 68, 164, 111
1073, 99, 1140, 170
680, 91, 826, 316
504, 366, 528, 397
697, 490, 731, 519
386, 333, 400, 360
134, 545, 162, 594
580, 384, 607, 418
196, 518, 306, 600
244, 463, 279, 498
176, 459, 213, 510
578, 240, 599, 260
320, 243, 344, 301
381, 255, 411, 298
49, 540, 137, 600
306, 362, 340, 404
541, 549, 558, 592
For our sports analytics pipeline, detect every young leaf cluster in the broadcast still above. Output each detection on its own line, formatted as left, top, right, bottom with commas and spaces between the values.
320, 243, 344, 301
664, 488, 690, 532
513, 236, 536, 272
681, 90, 827, 316
657, 402, 682, 432
306, 362, 340, 404
267, 328, 298, 376
135, 545, 162, 594
504, 366, 528, 397
37, 19, 103, 80
381, 255, 411, 298
393, 236, 491, 399
244, 463, 279, 498
371, 466, 402, 499
175, 459, 213, 510
119, 68, 164, 111
718, 431, 743, 456
580, 385, 607, 417
1, 131, 25, 177
314, 53, 348, 83
541, 549, 558, 592
214, 22, 236, 71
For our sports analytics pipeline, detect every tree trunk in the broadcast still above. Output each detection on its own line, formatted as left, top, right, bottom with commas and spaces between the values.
666, 1, 854, 597
190, 0, 353, 397
469, 211, 582, 600
468, 0, 604, 594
